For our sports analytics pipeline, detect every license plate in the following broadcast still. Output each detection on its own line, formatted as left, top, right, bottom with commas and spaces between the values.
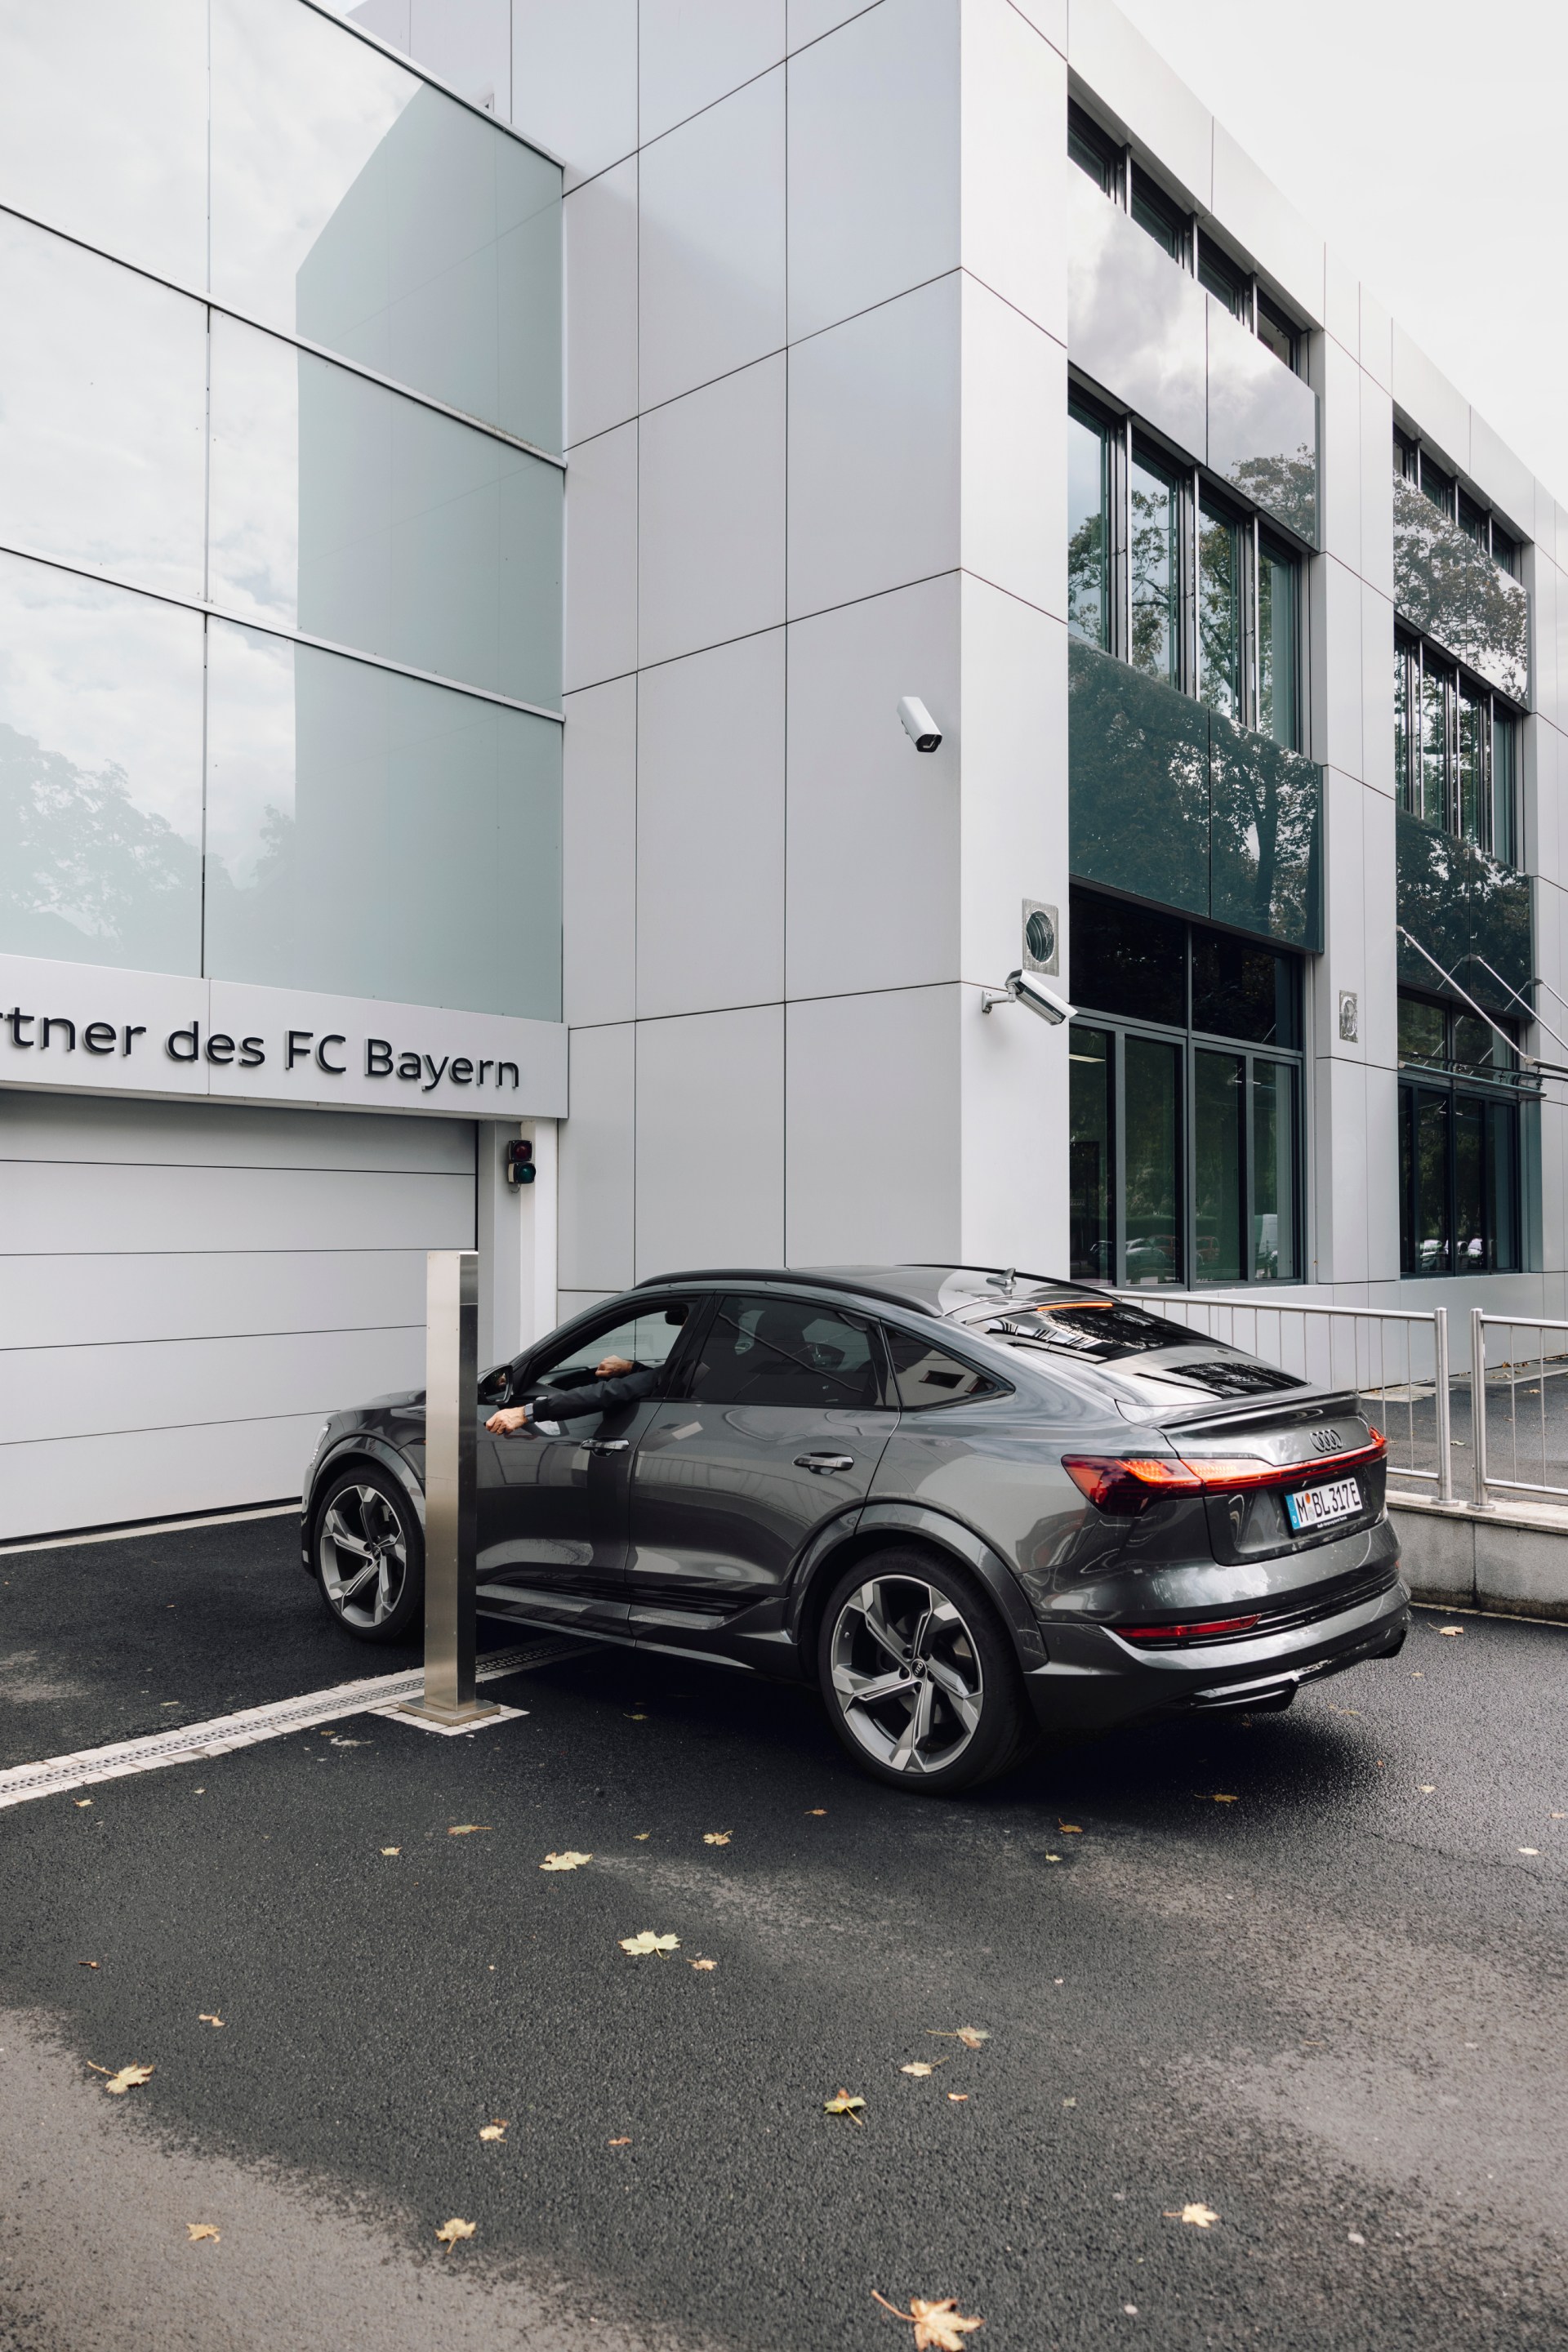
1285, 1477, 1361, 1533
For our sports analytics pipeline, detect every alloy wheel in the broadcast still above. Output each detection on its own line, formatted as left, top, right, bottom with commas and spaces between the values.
318, 1483, 409, 1631
829, 1574, 985, 1776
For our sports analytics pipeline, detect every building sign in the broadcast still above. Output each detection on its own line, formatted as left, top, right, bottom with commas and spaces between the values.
0, 953, 568, 1120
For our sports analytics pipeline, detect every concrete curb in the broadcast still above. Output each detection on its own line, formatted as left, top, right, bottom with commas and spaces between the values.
1388, 1495, 1568, 1623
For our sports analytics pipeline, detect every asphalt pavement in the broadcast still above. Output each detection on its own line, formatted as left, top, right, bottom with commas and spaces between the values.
1, 1517, 1566, 2351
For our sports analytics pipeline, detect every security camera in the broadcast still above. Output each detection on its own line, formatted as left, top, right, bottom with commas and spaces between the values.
898, 695, 942, 753
981, 969, 1076, 1025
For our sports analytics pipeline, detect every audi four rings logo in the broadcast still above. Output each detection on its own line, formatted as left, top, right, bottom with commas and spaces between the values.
1308, 1427, 1340, 1454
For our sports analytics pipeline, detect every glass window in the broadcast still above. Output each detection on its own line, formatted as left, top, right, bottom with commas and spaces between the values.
1129, 454, 1179, 688
207, 315, 562, 704
1488, 1102, 1519, 1272
1451, 1011, 1515, 1075
1123, 1035, 1183, 1285
0, 217, 207, 604
1197, 499, 1241, 719
528, 1303, 693, 1392
1394, 635, 1415, 811
1129, 171, 1185, 261
1255, 296, 1298, 373
1492, 710, 1517, 864
1397, 996, 1446, 1067
0, 551, 203, 973
1067, 104, 1119, 197
882, 1328, 1004, 1410
1194, 1051, 1245, 1281
1490, 524, 1519, 579
1411, 1093, 1452, 1272
1458, 492, 1488, 547
1070, 889, 1186, 1027
202, 620, 562, 1017
209, 0, 562, 449
1419, 453, 1456, 519
689, 1298, 884, 1411
1420, 655, 1451, 829
1252, 1061, 1298, 1279
1069, 1026, 1114, 1281
1197, 236, 1249, 320
1191, 928, 1298, 1046
0, 0, 208, 287
1067, 408, 1111, 650
1458, 681, 1487, 845
1257, 538, 1299, 750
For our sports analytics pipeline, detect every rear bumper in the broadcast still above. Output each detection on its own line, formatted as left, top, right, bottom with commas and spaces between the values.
1022, 1568, 1411, 1736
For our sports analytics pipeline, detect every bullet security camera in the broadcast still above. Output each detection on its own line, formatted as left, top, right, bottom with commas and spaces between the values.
898, 695, 942, 753
981, 969, 1076, 1025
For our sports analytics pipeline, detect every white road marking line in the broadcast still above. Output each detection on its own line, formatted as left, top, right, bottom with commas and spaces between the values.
0, 1638, 587, 1811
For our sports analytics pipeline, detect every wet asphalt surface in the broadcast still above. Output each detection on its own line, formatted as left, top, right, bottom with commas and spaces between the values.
1, 1520, 1566, 2351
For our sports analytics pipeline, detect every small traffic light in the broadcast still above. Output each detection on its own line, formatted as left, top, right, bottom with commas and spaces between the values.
504, 1138, 536, 1187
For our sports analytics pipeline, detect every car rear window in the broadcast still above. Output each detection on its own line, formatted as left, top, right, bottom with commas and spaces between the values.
883, 1325, 1007, 1410
950, 1294, 1196, 1361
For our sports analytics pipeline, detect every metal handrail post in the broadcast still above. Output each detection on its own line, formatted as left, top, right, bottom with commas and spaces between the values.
1470, 1307, 1489, 1510
1433, 1307, 1453, 1503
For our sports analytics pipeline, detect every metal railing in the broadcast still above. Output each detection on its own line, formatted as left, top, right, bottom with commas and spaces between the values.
1109, 1290, 1454, 1503
1468, 1310, 1568, 1508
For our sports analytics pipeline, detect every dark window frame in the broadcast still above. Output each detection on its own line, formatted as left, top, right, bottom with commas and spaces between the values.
1396, 424, 1524, 581
1395, 627, 1521, 862
1396, 994, 1523, 1276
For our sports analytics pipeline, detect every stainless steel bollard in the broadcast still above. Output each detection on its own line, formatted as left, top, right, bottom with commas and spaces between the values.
398, 1250, 500, 1729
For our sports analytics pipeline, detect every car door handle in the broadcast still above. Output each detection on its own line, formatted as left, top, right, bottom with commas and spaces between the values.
581, 1438, 630, 1454
795, 1453, 854, 1474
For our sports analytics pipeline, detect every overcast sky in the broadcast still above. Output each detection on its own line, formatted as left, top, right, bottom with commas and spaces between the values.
1113, 0, 1567, 511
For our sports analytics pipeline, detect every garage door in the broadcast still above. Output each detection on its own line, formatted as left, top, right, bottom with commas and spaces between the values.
0, 1090, 475, 1543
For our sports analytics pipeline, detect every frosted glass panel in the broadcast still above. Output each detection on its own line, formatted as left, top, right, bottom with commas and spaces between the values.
203, 621, 561, 1018
0, 216, 207, 603
208, 315, 562, 702
0, 553, 203, 973
0, 0, 207, 286
210, 0, 562, 448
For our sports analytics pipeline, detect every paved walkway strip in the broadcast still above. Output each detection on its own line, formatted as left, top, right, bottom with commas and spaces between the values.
0, 1637, 587, 1811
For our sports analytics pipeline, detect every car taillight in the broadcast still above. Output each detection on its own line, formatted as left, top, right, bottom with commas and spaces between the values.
1063, 1428, 1386, 1516
1117, 1615, 1262, 1644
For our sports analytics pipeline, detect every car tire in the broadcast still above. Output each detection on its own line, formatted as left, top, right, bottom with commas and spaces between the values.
312, 1464, 424, 1644
815, 1548, 1037, 1794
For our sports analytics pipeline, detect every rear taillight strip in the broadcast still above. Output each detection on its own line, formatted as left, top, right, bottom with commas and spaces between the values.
1062, 1429, 1385, 1517
1116, 1614, 1261, 1645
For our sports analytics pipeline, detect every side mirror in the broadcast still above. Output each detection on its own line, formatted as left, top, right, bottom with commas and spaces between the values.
478, 1365, 509, 1404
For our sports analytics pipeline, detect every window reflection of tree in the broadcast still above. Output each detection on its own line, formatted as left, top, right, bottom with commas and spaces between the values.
1129, 470, 1176, 683
1392, 474, 1529, 702
1227, 448, 1316, 546
0, 721, 200, 958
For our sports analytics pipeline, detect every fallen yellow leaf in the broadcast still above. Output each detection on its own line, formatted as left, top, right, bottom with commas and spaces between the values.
807, 1808, 826, 1815
198, 2014, 224, 2028
1519, 1846, 1539, 1855
1165, 2203, 1220, 2228
185, 2223, 220, 2244
702, 1832, 731, 1846
74, 1799, 92, 1808
448, 1824, 491, 1837
873, 2293, 983, 2350
902, 2063, 937, 2078
824, 2089, 866, 2123
626, 1713, 648, 1721
947, 2092, 969, 2104
1438, 1625, 1463, 1637
618, 1931, 679, 1956
1211, 1793, 1238, 1804
956, 2027, 990, 2050
1418, 1784, 1436, 1793
691, 1958, 718, 1971
608, 2136, 631, 2146
381, 1846, 401, 1855
540, 1851, 592, 1872
1062, 2096, 1076, 2109
1058, 1824, 1083, 1834
479, 2123, 507, 2142
635, 1832, 652, 1840
89, 2063, 154, 2095
435, 2218, 475, 2251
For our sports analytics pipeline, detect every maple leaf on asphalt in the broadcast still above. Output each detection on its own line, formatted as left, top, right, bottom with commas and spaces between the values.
198, 2014, 225, 2028
824, 2090, 866, 2124
1165, 2203, 1220, 2228
540, 1851, 592, 1871
185, 2224, 220, 2243
479, 2123, 508, 2142
1058, 1824, 1082, 1834
702, 1832, 731, 1846
691, 1958, 718, 1971
447, 1825, 491, 1837
89, 2063, 154, 2095
435, 2218, 475, 2250
1438, 1626, 1463, 1637
872, 2292, 983, 2350
381, 1848, 401, 1856
619, 1931, 679, 1956
901, 2063, 937, 2078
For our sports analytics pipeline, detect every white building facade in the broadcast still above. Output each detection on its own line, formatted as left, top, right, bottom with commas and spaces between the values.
2, 0, 1564, 1539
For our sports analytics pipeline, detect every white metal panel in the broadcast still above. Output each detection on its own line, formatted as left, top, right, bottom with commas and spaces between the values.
1, 1162, 474, 1256
0, 1328, 427, 1446
0, 1250, 429, 1352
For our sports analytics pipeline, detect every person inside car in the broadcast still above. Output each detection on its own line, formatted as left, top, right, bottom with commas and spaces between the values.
484, 1306, 688, 1434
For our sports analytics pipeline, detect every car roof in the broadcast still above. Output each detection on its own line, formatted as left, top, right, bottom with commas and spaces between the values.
630, 1264, 1083, 1319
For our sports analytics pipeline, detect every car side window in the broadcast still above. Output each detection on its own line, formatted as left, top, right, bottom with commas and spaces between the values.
522, 1302, 696, 1396
883, 1325, 1007, 1410
688, 1296, 885, 1411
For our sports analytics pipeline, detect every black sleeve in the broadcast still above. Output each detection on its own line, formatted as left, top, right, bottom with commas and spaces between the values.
528, 1364, 659, 1422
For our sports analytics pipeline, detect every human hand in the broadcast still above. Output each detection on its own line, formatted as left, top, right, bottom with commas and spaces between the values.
486, 1405, 531, 1433
595, 1354, 635, 1377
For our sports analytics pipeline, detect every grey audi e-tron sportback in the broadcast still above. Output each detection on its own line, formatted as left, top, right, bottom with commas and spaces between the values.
300, 1265, 1409, 1793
